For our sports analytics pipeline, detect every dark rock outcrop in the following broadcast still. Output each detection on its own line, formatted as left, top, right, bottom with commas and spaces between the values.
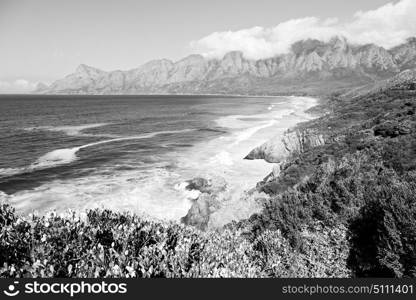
181, 194, 220, 230
181, 177, 227, 230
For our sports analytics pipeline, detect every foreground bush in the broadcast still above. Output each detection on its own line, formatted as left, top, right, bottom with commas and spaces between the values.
348, 171, 416, 277
0, 206, 255, 278
0, 203, 348, 278
252, 224, 350, 278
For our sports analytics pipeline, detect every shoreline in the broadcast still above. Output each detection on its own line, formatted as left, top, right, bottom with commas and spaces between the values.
1, 95, 320, 228
180, 96, 320, 229
245, 97, 322, 163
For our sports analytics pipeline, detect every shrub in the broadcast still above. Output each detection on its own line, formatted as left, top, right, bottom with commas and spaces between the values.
348, 171, 416, 277
0, 202, 351, 278
252, 224, 350, 278
247, 152, 383, 247
0, 206, 267, 278
0, 204, 32, 273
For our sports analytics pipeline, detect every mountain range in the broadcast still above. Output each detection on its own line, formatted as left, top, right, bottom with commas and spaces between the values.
36, 36, 416, 95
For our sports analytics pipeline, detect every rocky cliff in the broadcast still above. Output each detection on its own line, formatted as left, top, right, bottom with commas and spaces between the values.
37, 37, 416, 95
245, 129, 325, 163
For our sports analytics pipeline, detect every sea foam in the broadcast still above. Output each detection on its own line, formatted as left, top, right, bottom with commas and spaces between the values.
24, 123, 111, 137
4, 97, 318, 224
1, 129, 195, 178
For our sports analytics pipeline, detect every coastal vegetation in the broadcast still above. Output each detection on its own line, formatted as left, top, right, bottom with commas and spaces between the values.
0, 204, 348, 278
249, 85, 416, 277
1, 76, 416, 278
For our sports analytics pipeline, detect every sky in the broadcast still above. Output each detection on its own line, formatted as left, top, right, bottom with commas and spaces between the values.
0, 0, 414, 92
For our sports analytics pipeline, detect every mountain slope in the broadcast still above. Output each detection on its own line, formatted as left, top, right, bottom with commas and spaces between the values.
37, 36, 416, 95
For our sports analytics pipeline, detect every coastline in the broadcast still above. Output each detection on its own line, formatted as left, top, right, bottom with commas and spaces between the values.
0, 95, 320, 228
179, 96, 320, 229
4, 84, 415, 278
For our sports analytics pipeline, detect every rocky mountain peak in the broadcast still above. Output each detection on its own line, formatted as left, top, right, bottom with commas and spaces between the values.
291, 39, 326, 57
75, 64, 104, 77
390, 36, 416, 70
139, 59, 173, 70
36, 37, 416, 95
178, 54, 205, 63
221, 51, 245, 65
329, 36, 348, 51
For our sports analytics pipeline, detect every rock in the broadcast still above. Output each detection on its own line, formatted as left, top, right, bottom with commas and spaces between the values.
244, 139, 287, 163
182, 187, 266, 230
180, 176, 227, 230
185, 176, 227, 194
181, 174, 265, 230
245, 129, 325, 163
282, 129, 325, 154
181, 194, 220, 230
185, 178, 210, 193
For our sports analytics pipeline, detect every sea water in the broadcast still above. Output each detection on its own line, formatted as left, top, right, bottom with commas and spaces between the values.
0, 95, 316, 221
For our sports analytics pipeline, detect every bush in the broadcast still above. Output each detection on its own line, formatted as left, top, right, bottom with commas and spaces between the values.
0, 202, 351, 278
348, 171, 416, 277
247, 152, 383, 247
0, 204, 32, 270
0, 206, 266, 278
252, 224, 350, 278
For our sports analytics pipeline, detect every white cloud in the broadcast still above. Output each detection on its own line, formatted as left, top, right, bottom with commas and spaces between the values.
0, 79, 37, 93
191, 0, 416, 59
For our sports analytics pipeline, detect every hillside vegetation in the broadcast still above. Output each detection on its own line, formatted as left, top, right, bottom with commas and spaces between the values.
250, 83, 416, 277
1, 77, 416, 278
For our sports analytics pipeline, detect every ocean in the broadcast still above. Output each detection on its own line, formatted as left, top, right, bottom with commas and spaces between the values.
0, 95, 316, 221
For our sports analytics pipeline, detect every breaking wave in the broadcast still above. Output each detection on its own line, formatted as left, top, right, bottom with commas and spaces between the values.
24, 123, 112, 137
1, 96, 319, 223
0, 129, 194, 178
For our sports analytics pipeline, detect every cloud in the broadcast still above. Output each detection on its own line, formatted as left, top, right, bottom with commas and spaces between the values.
0, 79, 37, 93
191, 0, 416, 59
